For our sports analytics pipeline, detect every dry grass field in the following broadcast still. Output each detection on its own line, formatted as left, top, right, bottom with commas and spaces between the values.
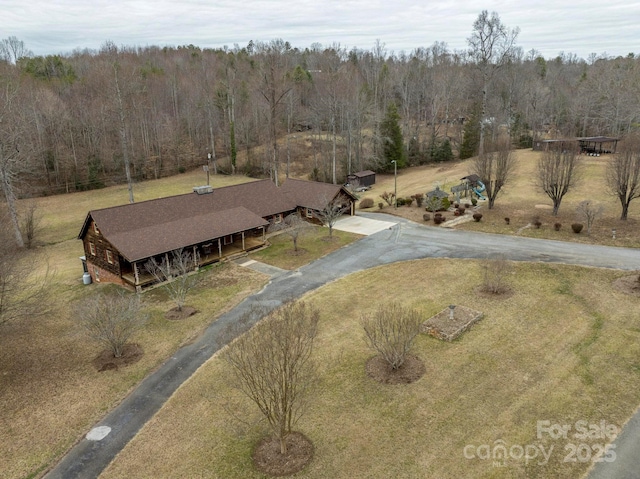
1, 171, 265, 479
100, 259, 640, 479
2, 148, 639, 479
359, 150, 640, 248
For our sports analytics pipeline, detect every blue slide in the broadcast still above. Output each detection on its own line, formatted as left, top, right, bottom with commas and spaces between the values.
473, 180, 487, 200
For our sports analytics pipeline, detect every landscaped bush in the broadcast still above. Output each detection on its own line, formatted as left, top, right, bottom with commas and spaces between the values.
442, 197, 451, 210
423, 213, 431, 222
473, 213, 482, 222
532, 215, 542, 229
504, 217, 510, 225
396, 197, 406, 206
359, 198, 374, 209
413, 194, 424, 207
471, 198, 477, 206
571, 223, 584, 234
380, 191, 395, 206
404, 197, 413, 206
378, 202, 384, 209
433, 216, 444, 225
554, 222, 562, 231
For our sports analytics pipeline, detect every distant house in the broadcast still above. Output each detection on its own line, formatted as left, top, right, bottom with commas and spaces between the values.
78, 179, 297, 290
279, 178, 357, 221
346, 170, 376, 188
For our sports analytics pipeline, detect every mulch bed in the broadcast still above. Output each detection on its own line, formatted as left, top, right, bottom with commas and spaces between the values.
365, 354, 426, 384
92, 343, 144, 372
252, 431, 314, 476
613, 274, 640, 297
164, 306, 198, 320
421, 305, 484, 342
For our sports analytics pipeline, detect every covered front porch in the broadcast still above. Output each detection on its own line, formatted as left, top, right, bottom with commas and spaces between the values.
121, 227, 266, 289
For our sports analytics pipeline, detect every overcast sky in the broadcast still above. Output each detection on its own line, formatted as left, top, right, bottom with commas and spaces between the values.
3, 0, 639, 60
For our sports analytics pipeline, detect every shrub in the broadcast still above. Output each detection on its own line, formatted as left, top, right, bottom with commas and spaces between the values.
534, 221, 542, 229
465, 203, 471, 208
413, 194, 424, 207
571, 223, 584, 234
378, 202, 384, 209
359, 198, 374, 209
361, 302, 423, 370
471, 197, 477, 206
473, 213, 482, 222
554, 222, 562, 231
504, 217, 510, 225
404, 197, 413, 206
433, 216, 444, 225
423, 213, 431, 221
380, 191, 395, 206
396, 197, 406, 206
178, 166, 186, 174
481, 256, 513, 294
442, 197, 451, 210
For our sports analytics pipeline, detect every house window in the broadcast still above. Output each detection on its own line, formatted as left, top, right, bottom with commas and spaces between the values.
305, 208, 313, 218
106, 249, 114, 264
93, 222, 100, 235
89, 242, 96, 256
223, 235, 234, 245
274, 213, 283, 224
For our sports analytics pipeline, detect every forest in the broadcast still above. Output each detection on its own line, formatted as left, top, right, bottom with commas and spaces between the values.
1, 13, 639, 201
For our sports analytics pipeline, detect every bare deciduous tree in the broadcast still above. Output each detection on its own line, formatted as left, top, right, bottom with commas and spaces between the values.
224, 301, 319, 455
537, 147, 581, 215
313, 196, 349, 237
473, 138, 517, 209
606, 138, 640, 220
467, 10, 520, 155
75, 290, 147, 358
269, 212, 311, 252
480, 256, 513, 294
361, 302, 422, 370
20, 202, 41, 249
0, 222, 52, 325
145, 248, 202, 312
0, 36, 32, 64
576, 200, 604, 235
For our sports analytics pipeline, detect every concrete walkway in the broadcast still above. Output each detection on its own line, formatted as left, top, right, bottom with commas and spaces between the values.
45, 213, 640, 478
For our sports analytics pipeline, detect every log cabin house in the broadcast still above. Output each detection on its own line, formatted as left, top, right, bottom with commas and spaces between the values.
78, 178, 356, 290
279, 178, 358, 222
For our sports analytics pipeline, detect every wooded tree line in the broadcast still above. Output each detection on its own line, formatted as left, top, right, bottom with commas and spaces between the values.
1, 15, 640, 198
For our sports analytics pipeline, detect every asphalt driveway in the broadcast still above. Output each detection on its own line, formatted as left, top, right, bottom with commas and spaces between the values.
45, 213, 640, 478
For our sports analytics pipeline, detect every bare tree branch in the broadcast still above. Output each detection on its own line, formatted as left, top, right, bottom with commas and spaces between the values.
145, 248, 203, 311
223, 301, 319, 455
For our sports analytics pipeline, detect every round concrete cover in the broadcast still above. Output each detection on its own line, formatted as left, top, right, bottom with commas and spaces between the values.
86, 426, 111, 441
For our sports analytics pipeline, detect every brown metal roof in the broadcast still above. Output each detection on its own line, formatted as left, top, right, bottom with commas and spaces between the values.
280, 178, 357, 211
351, 170, 376, 178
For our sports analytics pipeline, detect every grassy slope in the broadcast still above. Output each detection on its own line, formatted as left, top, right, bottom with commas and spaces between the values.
100, 260, 640, 479
359, 150, 640, 247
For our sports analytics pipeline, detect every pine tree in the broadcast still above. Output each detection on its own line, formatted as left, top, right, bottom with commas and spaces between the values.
459, 107, 481, 159
380, 103, 406, 171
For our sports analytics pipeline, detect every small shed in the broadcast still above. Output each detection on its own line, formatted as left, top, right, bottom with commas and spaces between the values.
347, 170, 376, 188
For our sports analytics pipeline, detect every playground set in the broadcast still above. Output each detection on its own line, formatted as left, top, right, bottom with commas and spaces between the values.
455, 174, 486, 201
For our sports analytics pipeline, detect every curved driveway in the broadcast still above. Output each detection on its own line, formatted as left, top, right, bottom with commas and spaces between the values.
45, 213, 640, 479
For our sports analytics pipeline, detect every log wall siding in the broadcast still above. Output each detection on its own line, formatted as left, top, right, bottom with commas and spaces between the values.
83, 218, 122, 278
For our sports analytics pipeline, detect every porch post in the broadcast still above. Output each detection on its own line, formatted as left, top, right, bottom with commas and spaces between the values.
218, 238, 222, 258
193, 245, 199, 270
242, 231, 245, 250
133, 262, 139, 283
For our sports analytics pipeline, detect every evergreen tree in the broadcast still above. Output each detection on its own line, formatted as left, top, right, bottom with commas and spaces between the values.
380, 103, 406, 171
459, 107, 481, 159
